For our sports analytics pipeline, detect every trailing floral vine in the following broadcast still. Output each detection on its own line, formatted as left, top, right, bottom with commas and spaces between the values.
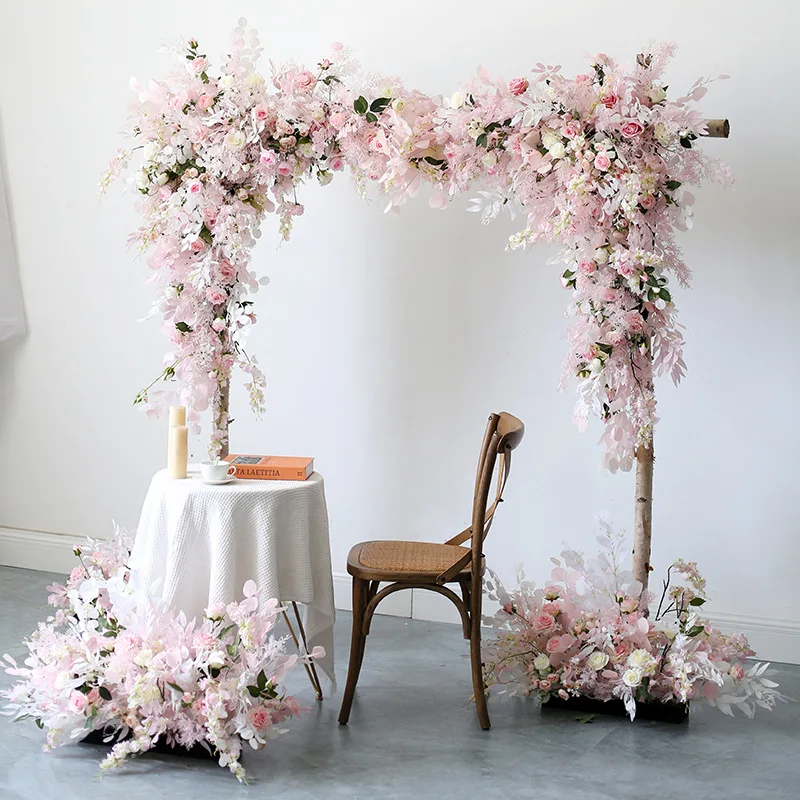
103, 20, 729, 466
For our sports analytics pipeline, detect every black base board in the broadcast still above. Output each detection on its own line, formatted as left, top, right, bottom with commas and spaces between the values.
80, 728, 218, 760
542, 695, 689, 723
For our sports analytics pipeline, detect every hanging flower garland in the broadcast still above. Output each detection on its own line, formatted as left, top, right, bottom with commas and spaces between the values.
102, 20, 729, 468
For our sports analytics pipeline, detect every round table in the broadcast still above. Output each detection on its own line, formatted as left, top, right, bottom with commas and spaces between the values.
129, 465, 336, 692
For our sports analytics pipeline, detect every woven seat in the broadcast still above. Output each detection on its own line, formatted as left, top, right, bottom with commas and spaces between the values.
338, 412, 525, 731
348, 540, 473, 581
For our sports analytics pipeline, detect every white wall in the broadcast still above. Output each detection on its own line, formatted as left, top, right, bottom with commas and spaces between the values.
1, 1, 798, 660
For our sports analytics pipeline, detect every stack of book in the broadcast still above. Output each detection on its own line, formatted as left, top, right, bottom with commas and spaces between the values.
223, 454, 314, 481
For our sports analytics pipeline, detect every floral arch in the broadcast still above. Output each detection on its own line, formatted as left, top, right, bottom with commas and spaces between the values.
103, 19, 730, 588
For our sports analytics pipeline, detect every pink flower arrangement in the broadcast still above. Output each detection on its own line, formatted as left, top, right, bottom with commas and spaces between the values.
1, 527, 321, 783
102, 22, 730, 468
482, 517, 786, 719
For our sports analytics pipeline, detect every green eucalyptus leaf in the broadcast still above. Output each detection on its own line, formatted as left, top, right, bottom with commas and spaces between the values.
353, 96, 368, 115
98, 686, 113, 701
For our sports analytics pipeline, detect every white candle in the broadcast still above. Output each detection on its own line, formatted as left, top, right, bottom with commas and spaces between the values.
169, 405, 187, 427
167, 425, 188, 479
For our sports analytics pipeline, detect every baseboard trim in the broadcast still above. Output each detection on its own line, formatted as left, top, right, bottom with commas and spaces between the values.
0, 526, 79, 575
2, 527, 799, 664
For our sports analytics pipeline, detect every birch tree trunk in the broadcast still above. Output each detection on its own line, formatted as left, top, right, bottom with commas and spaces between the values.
632, 442, 654, 597
218, 380, 230, 459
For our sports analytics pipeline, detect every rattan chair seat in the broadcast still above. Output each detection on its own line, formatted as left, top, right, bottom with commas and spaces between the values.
347, 540, 471, 581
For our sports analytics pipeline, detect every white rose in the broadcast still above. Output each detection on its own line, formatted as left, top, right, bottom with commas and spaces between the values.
317, 170, 333, 186
450, 91, 464, 109
134, 170, 149, 190
134, 648, 153, 667
654, 123, 673, 147
207, 651, 227, 670
224, 130, 246, 150
381, 85, 394, 98
482, 151, 498, 168
648, 85, 666, 104
143, 141, 160, 162
587, 651, 609, 671
218, 74, 234, 90
245, 73, 265, 91
392, 98, 406, 112
297, 142, 315, 159
467, 120, 485, 140
548, 142, 566, 160
590, 358, 603, 374
54, 670, 71, 690
594, 247, 609, 265
628, 649, 653, 670
533, 653, 550, 672
541, 129, 559, 150
622, 668, 642, 688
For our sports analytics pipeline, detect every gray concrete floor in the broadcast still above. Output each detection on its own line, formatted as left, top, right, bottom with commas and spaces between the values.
0, 565, 798, 799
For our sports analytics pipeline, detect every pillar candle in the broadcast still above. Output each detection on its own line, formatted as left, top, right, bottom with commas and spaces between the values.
167, 425, 188, 479
169, 405, 187, 427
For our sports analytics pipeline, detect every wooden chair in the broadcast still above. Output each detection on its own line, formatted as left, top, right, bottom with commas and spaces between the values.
337, 412, 525, 730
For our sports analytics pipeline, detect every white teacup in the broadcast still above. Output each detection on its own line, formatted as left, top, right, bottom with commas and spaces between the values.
200, 460, 236, 482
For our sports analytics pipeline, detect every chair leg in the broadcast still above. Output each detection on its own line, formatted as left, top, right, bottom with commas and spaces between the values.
338, 577, 368, 725
468, 575, 490, 730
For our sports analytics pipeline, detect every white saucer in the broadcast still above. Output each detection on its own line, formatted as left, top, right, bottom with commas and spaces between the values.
194, 475, 236, 486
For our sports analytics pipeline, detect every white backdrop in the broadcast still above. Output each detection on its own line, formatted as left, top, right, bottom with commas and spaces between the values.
0, 1, 798, 659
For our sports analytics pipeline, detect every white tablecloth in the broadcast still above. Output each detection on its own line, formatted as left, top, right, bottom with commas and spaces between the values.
130, 466, 336, 688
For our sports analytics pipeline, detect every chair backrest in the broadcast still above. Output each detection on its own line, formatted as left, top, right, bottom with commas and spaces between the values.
470, 412, 524, 574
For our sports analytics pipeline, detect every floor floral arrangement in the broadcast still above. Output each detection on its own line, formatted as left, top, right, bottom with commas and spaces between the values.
1, 527, 322, 782
482, 517, 787, 720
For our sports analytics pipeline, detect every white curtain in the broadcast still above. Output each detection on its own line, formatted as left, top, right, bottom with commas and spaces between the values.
0, 160, 24, 341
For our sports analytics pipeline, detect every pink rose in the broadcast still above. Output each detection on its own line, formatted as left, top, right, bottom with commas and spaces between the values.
329, 112, 347, 130
508, 77, 529, 96
260, 150, 277, 167
539, 679, 552, 692
212, 317, 226, 333
578, 259, 596, 275
534, 612, 556, 631
542, 602, 560, 616
276, 161, 293, 177
546, 636, 563, 653
594, 153, 611, 171
730, 663, 745, 682
197, 94, 213, 111
293, 71, 315, 92
620, 120, 644, 138
624, 311, 646, 334
616, 260, 636, 278
329, 156, 345, 171
279, 135, 297, 150
68, 691, 88, 715
191, 57, 208, 75
320, 58, 331, 69
558, 689, 569, 700
248, 705, 271, 730
543, 585, 560, 600
206, 287, 227, 305
217, 260, 236, 282
186, 179, 202, 195
640, 195, 656, 210
601, 92, 618, 108
563, 121, 581, 138
253, 104, 271, 123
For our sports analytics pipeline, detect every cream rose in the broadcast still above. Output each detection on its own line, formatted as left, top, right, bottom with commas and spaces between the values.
533, 653, 550, 672
587, 651, 609, 670
622, 668, 642, 688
